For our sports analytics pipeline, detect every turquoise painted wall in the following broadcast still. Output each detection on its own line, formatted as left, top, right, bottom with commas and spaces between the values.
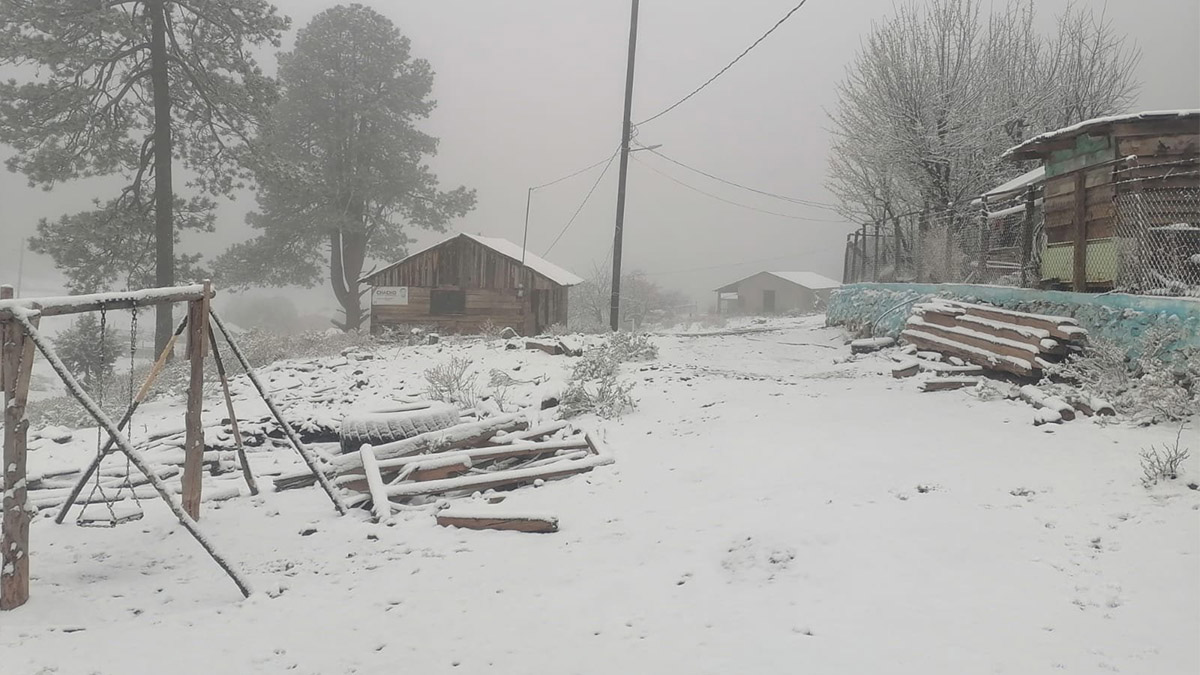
826, 283, 1200, 355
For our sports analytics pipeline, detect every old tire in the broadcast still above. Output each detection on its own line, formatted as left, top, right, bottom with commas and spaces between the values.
339, 405, 460, 454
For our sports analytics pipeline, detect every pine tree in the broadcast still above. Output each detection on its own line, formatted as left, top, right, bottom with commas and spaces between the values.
0, 0, 289, 350
214, 4, 475, 332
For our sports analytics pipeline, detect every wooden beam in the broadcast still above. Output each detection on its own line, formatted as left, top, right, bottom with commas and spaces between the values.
181, 283, 210, 520
358, 445, 392, 524
208, 323, 258, 496
1072, 171, 1087, 292
0, 284, 213, 320
384, 455, 612, 500
436, 512, 559, 533
1, 291, 37, 609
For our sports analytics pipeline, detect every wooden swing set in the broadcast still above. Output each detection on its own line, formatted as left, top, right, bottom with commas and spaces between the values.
0, 283, 347, 611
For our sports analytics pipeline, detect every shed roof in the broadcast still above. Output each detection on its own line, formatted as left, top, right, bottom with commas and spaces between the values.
361, 233, 584, 287
715, 270, 842, 293
1004, 110, 1200, 159
984, 166, 1046, 200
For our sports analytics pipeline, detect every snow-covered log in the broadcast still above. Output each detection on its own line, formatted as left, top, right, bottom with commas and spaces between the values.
357, 445, 391, 525
384, 454, 612, 500
436, 510, 559, 533
1018, 385, 1076, 421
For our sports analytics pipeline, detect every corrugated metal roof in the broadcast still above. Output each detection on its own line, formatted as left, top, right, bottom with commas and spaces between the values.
360, 233, 584, 287
715, 270, 842, 293
1004, 110, 1200, 159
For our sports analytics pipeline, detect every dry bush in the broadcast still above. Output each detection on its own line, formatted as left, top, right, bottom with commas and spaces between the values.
1140, 426, 1191, 487
559, 374, 635, 419
424, 356, 480, 409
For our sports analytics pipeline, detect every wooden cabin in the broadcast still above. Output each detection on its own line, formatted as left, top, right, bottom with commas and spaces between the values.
715, 271, 841, 315
1005, 110, 1200, 293
360, 233, 583, 336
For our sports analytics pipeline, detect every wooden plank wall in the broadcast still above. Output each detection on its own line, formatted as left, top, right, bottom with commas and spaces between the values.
367, 236, 570, 335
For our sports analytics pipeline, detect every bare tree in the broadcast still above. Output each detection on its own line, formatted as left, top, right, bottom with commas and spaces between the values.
826, 0, 1141, 223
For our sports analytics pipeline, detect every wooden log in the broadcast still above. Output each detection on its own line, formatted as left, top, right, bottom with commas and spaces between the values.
208, 309, 347, 515
892, 361, 920, 378
337, 438, 588, 487
525, 339, 562, 355
918, 377, 980, 392
207, 324, 258, 496
182, 284, 210, 520
905, 317, 1041, 364
408, 457, 473, 483
358, 445, 391, 525
11, 313, 252, 598
933, 300, 1083, 343
0, 284, 213, 320
850, 337, 895, 354
488, 421, 570, 445
384, 455, 613, 500
436, 512, 559, 534
335, 414, 529, 468
1, 301, 36, 610
1018, 385, 1077, 421
901, 329, 1036, 377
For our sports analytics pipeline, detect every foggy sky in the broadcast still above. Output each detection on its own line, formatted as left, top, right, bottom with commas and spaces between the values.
2, 0, 1198, 316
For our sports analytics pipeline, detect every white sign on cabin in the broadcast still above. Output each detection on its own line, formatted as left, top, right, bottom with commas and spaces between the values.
372, 286, 409, 306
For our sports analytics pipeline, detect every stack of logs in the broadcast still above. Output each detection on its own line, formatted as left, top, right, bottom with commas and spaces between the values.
275, 414, 612, 532
889, 299, 1113, 423
899, 299, 1088, 379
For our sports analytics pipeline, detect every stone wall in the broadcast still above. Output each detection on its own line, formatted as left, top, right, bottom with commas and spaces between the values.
826, 283, 1200, 356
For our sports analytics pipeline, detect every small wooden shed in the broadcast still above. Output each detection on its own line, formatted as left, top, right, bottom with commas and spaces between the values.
1005, 110, 1200, 292
714, 271, 841, 315
360, 233, 583, 336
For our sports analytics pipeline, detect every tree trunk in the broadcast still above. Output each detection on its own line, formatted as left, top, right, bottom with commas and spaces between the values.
149, 0, 175, 356
329, 226, 368, 333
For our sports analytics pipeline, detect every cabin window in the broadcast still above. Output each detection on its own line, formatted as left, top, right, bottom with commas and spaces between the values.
430, 289, 466, 315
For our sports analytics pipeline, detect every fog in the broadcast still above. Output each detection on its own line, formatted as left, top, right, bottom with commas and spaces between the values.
2, 0, 1197, 320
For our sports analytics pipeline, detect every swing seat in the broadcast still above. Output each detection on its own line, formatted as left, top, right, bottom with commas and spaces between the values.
77, 503, 144, 528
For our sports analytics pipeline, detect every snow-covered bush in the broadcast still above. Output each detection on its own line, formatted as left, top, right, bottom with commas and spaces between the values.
608, 331, 658, 361
424, 356, 480, 409
1139, 426, 1191, 487
559, 373, 635, 419
1043, 325, 1200, 424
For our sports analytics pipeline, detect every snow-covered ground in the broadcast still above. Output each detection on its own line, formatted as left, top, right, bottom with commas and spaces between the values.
3, 316, 1197, 674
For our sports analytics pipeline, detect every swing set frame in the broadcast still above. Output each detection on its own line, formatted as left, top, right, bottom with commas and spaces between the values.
0, 282, 347, 611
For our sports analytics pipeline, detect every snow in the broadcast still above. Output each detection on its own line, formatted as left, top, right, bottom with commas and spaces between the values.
984, 166, 1046, 199
361, 233, 584, 287
1005, 109, 1200, 157
766, 271, 842, 290
1, 315, 1197, 674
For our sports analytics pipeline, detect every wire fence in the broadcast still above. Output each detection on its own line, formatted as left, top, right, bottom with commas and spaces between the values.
843, 161, 1200, 297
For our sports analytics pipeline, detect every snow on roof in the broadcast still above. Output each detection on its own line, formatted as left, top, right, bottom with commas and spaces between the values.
1004, 110, 1200, 158
984, 166, 1046, 199
361, 233, 584, 287
715, 270, 841, 293
767, 271, 842, 290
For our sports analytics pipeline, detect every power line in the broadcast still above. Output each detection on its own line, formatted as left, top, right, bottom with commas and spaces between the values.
543, 149, 621, 256
631, 155, 847, 224
532, 149, 620, 190
637, 144, 840, 211
641, 244, 844, 277
635, 0, 813, 126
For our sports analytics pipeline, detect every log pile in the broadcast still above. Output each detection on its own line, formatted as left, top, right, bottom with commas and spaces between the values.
900, 299, 1087, 377
340, 417, 612, 524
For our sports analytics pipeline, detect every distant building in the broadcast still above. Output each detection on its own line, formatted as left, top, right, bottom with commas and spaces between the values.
360, 233, 583, 335
714, 271, 841, 315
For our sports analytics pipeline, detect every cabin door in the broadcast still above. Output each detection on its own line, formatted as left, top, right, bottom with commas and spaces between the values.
531, 289, 550, 334
763, 289, 776, 313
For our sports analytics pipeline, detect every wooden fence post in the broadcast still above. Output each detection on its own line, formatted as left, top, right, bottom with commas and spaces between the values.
181, 281, 211, 519
872, 222, 881, 282
2, 284, 37, 610
893, 215, 903, 281
979, 207, 990, 283
916, 208, 927, 282
1021, 187, 1036, 287
1073, 171, 1088, 292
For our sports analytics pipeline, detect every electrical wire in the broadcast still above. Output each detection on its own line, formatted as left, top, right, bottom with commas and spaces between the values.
635, 0, 813, 126
532, 148, 620, 190
636, 143, 840, 211
543, 149, 621, 256
631, 154, 848, 224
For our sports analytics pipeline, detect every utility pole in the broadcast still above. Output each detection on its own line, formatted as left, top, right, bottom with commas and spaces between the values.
609, 0, 640, 332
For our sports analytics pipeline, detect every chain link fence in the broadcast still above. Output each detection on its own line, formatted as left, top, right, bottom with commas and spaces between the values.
1112, 166, 1200, 297
843, 162, 1199, 298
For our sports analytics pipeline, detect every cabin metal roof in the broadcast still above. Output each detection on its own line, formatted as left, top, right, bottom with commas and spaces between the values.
360, 233, 584, 287
715, 271, 842, 293
1004, 110, 1200, 159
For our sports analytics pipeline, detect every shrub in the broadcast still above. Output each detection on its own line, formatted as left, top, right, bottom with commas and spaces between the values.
424, 356, 480, 409
608, 331, 658, 361
559, 373, 635, 419
1043, 325, 1199, 424
1140, 426, 1191, 487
